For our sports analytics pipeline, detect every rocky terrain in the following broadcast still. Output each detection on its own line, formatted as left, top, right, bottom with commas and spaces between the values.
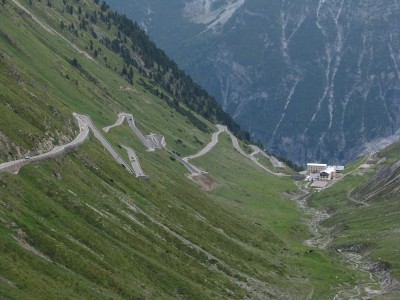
107, 0, 400, 165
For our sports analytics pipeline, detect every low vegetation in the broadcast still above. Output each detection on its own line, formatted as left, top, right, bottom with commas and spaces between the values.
0, 0, 399, 299
309, 142, 400, 282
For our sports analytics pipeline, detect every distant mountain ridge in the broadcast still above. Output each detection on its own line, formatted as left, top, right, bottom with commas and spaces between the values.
107, 0, 400, 165
1, 1, 400, 298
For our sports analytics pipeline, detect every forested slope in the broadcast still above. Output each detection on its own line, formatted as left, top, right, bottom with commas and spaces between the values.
0, 0, 399, 299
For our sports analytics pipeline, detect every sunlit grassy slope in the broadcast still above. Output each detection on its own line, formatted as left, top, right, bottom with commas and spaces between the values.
0, 0, 392, 299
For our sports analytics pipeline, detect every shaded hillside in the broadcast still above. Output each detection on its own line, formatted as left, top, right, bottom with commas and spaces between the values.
107, 0, 400, 165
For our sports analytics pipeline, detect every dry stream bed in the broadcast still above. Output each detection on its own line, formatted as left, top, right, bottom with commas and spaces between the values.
290, 187, 399, 299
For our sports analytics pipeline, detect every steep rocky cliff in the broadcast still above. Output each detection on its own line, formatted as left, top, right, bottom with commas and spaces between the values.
107, 0, 400, 165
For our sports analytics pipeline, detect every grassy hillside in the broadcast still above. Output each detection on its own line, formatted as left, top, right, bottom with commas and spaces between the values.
308, 143, 400, 295
0, 0, 397, 299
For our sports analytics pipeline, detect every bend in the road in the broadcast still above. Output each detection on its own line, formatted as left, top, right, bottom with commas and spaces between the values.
0, 113, 89, 173
183, 125, 225, 162
75, 114, 134, 174
2, 112, 290, 179
182, 123, 288, 177
104, 113, 202, 175
103, 113, 126, 133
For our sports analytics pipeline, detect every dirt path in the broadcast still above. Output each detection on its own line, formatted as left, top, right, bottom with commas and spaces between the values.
346, 188, 370, 207
12, 0, 95, 62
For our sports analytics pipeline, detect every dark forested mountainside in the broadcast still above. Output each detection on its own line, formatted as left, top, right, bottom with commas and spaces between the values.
107, 0, 400, 165
86, 1, 251, 142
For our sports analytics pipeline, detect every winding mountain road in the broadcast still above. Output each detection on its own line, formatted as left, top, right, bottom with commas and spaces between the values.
0, 113, 89, 173
248, 145, 288, 176
103, 113, 125, 133
103, 114, 287, 176
104, 113, 204, 176
121, 145, 148, 178
181, 124, 287, 176
166, 148, 205, 175
227, 130, 288, 176
75, 114, 133, 173
1, 111, 286, 178
251, 146, 285, 169
103, 113, 155, 151
183, 125, 225, 162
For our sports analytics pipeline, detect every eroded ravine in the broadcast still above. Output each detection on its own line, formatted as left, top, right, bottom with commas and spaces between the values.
291, 183, 399, 299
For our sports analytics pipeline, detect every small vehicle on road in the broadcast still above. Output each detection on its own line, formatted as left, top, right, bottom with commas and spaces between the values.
24, 156, 30, 159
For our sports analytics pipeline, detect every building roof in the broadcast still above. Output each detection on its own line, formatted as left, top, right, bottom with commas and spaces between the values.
334, 166, 345, 171
307, 163, 327, 167
320, 166, 336, 174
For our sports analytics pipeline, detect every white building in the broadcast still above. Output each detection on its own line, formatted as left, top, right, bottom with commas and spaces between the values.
307, 163, 327, 174
334, 166, 345, 173
320, 166, 336, 181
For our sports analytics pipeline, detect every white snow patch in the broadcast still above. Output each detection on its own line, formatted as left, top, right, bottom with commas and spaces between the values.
183, 0, 245, 32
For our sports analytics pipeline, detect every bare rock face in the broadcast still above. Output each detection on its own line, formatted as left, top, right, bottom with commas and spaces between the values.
107, 0, 400, 165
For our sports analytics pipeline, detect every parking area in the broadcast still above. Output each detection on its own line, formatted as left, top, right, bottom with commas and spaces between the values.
310, 181, 329, 188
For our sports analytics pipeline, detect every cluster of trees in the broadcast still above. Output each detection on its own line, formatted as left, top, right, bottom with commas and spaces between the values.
56, 0, 247, 138
52, 0, 301, 170
85, 1, 251, 142
55, 0, 300, 169
272, 154, 304, 172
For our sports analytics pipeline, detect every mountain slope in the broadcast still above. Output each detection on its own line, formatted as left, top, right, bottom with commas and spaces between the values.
107, 0, 400, 165
0, 0, 369, 298
1, 0, 400, 299
307, 143, 400, 298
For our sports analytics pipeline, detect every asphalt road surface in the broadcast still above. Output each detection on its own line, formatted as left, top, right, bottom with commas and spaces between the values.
105, 113, 202, 175
75, 114, 133, 174
121, 145, 148, 178
103, 113, 155, 151
0, 113, 89, 173
181, 124, 287, 177
164, 147, 204, 176
183, 125, 225, 162
1, 112, 286, 179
